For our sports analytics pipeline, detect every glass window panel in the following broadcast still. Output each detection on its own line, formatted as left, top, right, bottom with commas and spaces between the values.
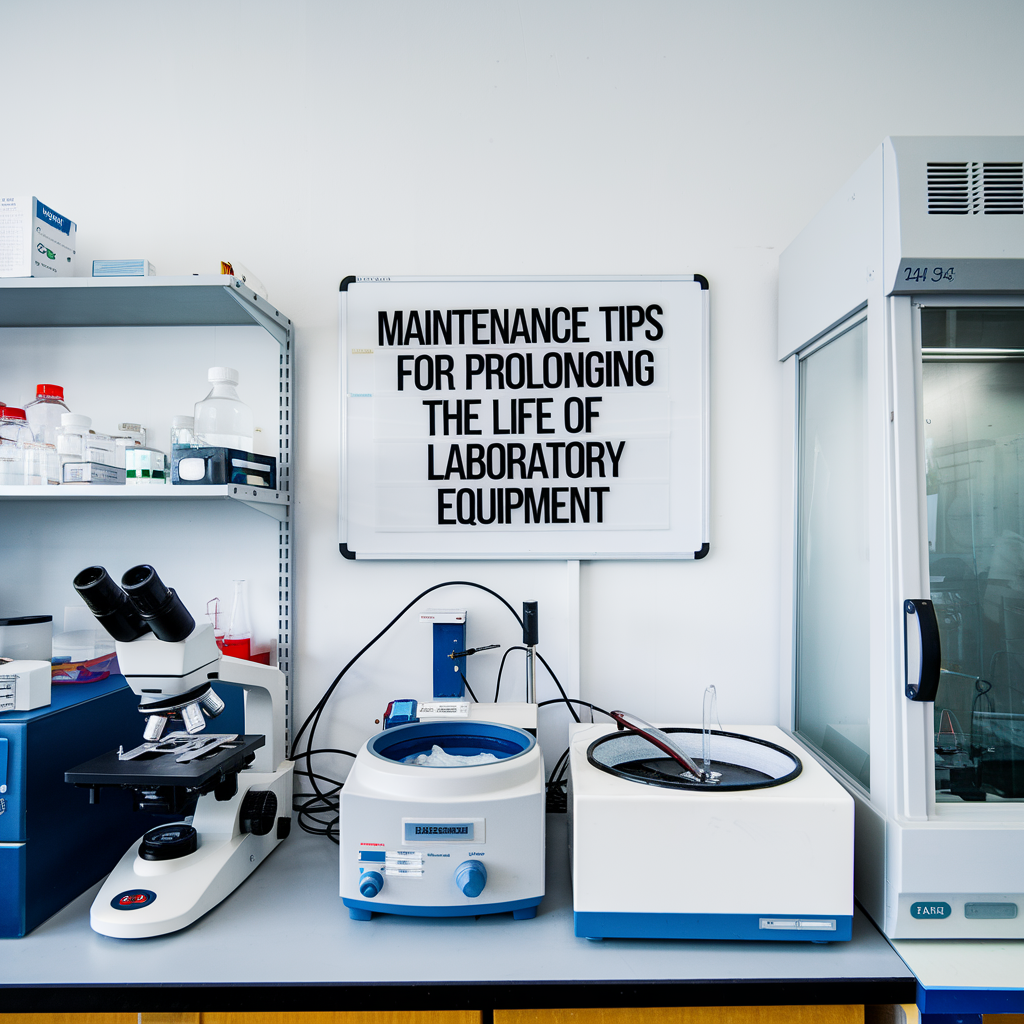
796, 319, 871, 789
922, 307, 1024, 350
925, 336, 1024, 802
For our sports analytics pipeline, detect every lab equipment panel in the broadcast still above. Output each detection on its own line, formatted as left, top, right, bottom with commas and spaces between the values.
0, 676, 143, 936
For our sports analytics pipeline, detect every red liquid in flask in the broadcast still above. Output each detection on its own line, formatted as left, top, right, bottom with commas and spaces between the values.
218, 636, 251, 660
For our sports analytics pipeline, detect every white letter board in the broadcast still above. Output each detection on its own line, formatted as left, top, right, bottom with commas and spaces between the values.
339, 275, 709, 560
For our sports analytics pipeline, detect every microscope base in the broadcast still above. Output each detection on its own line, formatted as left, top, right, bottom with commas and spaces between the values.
89, 761, 293, 939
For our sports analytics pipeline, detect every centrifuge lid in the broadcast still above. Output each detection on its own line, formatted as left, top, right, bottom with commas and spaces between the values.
587, 727, 802, 791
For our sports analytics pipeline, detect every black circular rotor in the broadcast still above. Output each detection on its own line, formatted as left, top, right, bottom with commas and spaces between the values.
587, 727, 802, 792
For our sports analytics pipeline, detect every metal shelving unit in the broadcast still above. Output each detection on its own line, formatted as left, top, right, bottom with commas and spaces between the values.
0, 275, 294, 734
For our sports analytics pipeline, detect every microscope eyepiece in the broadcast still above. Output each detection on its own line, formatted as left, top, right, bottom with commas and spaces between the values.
73, 565, 150, 642
121, 564, 195, 643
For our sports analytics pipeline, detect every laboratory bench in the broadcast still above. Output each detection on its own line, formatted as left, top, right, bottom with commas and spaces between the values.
891, 937, 1024, 1020
0, 815, 914, 1013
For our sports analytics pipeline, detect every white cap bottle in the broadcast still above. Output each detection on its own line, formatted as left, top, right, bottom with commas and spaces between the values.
193, 367, 254, 451
56, 412, 92, 463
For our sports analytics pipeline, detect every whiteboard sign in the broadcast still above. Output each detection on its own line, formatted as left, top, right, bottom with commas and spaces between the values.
339, 276, 709, 560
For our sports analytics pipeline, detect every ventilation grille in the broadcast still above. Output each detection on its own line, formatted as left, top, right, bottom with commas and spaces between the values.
983, 163, 1024, 214
928, 161, 1023, 215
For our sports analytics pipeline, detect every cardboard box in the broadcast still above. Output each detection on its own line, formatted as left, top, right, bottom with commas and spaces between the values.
0, 197, 77, 278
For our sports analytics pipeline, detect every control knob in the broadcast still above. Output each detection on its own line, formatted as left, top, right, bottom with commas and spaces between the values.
239, 790, 278, 836
359, 871, 384, 898
455, 859, 487, 898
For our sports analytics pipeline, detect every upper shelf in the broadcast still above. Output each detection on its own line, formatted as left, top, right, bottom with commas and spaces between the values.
0, 276, 292, 347
0, 483, 288, 520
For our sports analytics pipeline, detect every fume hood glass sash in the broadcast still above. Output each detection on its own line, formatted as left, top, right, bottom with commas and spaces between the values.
794, 316, 871, 789
917, 302, 1024, 807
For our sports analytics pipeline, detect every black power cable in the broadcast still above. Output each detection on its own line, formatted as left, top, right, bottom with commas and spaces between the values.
459, 671, 479, 703
493, 645, 528, 702
290, 581, 529, 840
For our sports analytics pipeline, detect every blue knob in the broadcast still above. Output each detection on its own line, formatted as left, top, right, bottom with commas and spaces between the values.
455, 859, 487, 898
359, 870, 383, 898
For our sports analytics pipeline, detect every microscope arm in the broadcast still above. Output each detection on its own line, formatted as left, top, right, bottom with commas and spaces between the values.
216, 656, 288, 772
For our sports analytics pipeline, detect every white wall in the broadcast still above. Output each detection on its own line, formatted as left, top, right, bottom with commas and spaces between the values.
4, 0, 1024, 771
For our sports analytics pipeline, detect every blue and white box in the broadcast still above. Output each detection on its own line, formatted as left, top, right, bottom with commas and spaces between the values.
0, 197, 77, 278
92, 259, 155, 277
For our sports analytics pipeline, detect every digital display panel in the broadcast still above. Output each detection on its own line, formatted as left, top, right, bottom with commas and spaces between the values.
403, 820, 476, 842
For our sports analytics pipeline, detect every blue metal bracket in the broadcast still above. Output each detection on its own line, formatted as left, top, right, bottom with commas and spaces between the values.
432, 620, 466, 698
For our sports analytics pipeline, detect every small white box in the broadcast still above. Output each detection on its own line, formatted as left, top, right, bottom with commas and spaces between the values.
0, 660, 52, 712
125, 447, 166, 483
62, 461, 126, 484
92, 259, 155, 277
0, 197, 77, 278
83, 435, 117, 466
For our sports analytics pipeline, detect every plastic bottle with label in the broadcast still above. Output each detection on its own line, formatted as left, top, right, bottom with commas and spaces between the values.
193, 368, 253, 451
24, 385, 70, 447
0, 407, 32, 485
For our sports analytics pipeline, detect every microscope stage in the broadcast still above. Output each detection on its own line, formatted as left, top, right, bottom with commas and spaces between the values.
66, 734, 265, 789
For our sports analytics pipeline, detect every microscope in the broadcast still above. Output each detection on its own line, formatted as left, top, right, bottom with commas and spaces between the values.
65, 564, 293, 938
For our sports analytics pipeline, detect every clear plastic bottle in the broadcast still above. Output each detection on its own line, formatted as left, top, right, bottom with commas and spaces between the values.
24, 384, 70, 447
170, 415, 195, 450
56, 413, 92, 467
193, 368, 253, 451
0, 407, 32, 485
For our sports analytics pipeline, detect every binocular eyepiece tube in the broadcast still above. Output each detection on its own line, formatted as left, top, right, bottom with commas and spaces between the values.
74, 564, 196, 644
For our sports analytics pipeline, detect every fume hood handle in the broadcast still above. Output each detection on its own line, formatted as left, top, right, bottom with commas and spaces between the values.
904, 599, 941, 702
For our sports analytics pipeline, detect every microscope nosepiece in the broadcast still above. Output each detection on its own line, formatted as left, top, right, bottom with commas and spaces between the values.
73, 565, 151, 642
121, 564, 195, 643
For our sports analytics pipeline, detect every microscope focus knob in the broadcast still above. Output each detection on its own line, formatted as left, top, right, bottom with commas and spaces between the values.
455, 859, 487, 898
239, 790, 278, 836
359, 871, 384, 898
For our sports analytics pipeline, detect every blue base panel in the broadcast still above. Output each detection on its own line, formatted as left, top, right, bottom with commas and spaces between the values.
574, 911, 853, 942
343, 896, 541, 921
918, 981, 1024, 1017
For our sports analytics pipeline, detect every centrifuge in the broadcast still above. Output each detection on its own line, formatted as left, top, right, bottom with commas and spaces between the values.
340, 720, 545, 920
568, 722, 854, 941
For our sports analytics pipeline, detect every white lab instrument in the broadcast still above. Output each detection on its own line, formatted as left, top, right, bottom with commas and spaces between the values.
66, 564, 293, 938
568, 722, 854, 941
780, 136, 1024, 938
340, 719, 545, 921
0, 660, 51, 712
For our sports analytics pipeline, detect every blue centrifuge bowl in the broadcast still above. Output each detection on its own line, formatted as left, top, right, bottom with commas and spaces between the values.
368, 720, 535, 767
